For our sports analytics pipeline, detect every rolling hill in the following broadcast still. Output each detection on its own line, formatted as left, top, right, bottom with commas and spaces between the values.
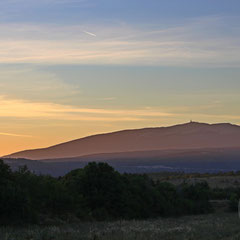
4, 122, 240, 160
4, 147, 240, 176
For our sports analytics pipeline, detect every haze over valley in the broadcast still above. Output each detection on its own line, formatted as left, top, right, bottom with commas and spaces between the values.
4, 122, 240, 176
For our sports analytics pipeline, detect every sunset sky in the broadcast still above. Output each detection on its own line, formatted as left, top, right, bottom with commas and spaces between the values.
1, 0, 240, 155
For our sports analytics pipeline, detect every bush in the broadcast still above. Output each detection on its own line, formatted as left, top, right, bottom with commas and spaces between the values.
229, 193, 239, 212
0, 160, 214, 224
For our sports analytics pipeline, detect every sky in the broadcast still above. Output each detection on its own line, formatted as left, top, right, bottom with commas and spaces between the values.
0, 0, 240, 155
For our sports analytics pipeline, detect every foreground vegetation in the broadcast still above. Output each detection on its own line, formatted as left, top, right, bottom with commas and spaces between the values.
0, 159, 213, 224
149, 171, 240, 189
0, 212, 240, 240
149, 171, 240, 212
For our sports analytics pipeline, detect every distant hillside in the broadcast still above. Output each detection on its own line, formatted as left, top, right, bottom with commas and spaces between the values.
4, 122, 240, 160
4, 147, 240, 176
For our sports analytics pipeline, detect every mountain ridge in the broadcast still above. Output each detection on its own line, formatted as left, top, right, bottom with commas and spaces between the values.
4, 121, 240, 160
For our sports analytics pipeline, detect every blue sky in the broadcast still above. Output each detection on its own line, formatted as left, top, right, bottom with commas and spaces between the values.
1, 0, 240, 23
0, 0, 240, 155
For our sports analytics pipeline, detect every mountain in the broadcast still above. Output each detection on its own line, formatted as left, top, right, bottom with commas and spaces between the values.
4, 147, 240, 176
4, 122, 240, 160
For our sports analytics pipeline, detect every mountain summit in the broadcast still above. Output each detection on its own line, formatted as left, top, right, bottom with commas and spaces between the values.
4, 122, 240, 160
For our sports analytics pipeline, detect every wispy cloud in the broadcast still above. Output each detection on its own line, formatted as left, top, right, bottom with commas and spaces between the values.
0, 96, 172, 122
0, 66, 80, 102
0, 16, 239, 67
83, 31, 97, 37
0, 132, 33, 138
98, 97, 116, 101
1, 95, 240, 124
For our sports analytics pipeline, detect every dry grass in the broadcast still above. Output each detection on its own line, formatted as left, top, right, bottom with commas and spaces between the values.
166, 176, 240, 189
149, 172, 240, 189
1, 212, 240, 240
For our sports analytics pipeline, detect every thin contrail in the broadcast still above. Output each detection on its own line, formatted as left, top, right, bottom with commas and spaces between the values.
83, 31, 97, 37
0, 132, 33, 138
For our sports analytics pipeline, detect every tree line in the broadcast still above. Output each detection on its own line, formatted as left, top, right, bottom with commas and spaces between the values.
0, 160, 213, 225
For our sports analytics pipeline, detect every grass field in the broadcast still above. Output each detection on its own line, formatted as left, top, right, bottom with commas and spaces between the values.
1, 212, 240, 240
148, 172, 240, 189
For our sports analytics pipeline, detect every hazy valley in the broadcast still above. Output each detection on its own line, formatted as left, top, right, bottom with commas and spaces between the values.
4, 122, 240, 176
